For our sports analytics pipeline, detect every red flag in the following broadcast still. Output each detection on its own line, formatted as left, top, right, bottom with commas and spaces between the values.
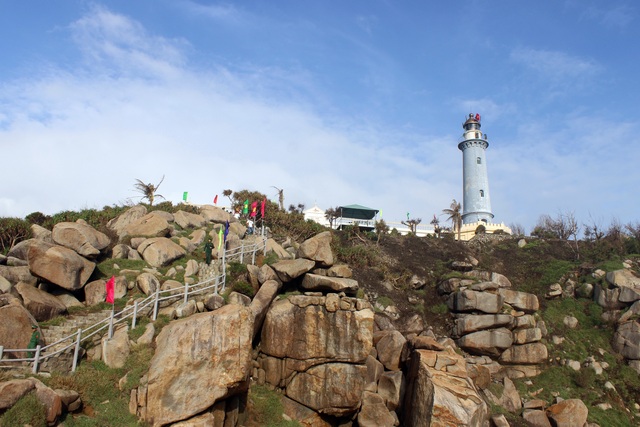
214, 195, 218, 205
475, 113, 481, 121
251, 201, 258, 217
260, 198, 266, 217
105, 276, 115, 304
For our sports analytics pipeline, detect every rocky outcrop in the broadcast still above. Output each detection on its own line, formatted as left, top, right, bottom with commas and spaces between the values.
15, 282, 67, 321
51, 221, 110, 259
27, 240, 95, 290
142, 305, 253, 426
137, 237, 186, 268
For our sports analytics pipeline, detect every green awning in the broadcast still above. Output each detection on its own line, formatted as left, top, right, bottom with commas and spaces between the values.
338, 204, 379, 220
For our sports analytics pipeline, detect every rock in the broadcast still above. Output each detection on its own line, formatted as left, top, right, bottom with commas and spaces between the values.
85, 277, 127, 306
199, 205, 233, 223
102, 325, 131, 368
249, 280, 280, 339
563, 316, 579, 329
31, 224, 54, 242
491, 414, 510, 427
261, 295, 373, 363
546, 399, 588, 427
403, 348, 488, 426
265, 238, 293, 260
27, 241, 95, 290
300, 273, 359, 295
607, 269, 640, 303
453, 314, 513, 336
296, 231, 333, 267
53, 290, 84, 309
0, 275, 12, 294
0, 302, 40, 359
593, 283, 625, 310
173, 211, 206, 229
327, 264, 353, 278
498, 289, 539, 313
451, 261, 473, 271
357, 391, 398, 427
257, 264, 280, 285
184, 259, 199, 277
107, 205, 148, 237
500, 342, 548, 365
0, 265, 37, 286
137, 272, 160, 296
144, 305, 253, 426
121, 211, 172, 240
137, 237, 187, 268
448, 290, 504, 314
280, 395, 334, 427
7, 238, 40, 260
286, 362, 366, 417
613, 321, 640, 359
376, 330, 407, 371
0, 379, 37, 410
513, 327, 542, 344
457, 328, 513, 356
51, 221, 110, 259
523, 409, 552, 426
14, 282, 66, 321
378, 370, 404, 410
204, 294, 225, 311
501, 377, 522, 413
136, 323, 155, 346
271, 259, 316, 282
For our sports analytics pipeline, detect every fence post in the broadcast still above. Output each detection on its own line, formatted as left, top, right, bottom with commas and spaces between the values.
108, 309, 114, 339
132, 301, 138, 329
183, 280, 189, 304
32, 345, 41, 374
252, 243, 257, 265
0, 345, 3, 361
222, 246, 226, 276
152, 284, 160, 321
240, 241, 245, 263
214, 275, 219, 295
72, 328, 82, 372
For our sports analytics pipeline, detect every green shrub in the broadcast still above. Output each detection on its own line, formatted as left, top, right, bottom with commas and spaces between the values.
430, 303, 449, 315
248, 384, 301, 427
0, 393, 47, 427
0, 217, 31, 254
376, 296, 394, 309
232, 281, 255, 298
263, 251, 279, 265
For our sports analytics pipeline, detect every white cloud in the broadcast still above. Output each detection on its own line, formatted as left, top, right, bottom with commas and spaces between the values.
510, 47, 601, 83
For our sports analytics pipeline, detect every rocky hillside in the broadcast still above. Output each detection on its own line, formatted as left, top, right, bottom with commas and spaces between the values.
0, 203, 639, 426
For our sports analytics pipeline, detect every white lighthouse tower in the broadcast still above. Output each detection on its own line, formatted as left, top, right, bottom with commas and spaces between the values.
459, 113, 493, 224
456, 114, 510, 240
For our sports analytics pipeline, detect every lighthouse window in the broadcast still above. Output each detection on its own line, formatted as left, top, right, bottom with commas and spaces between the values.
476, 157, 481, 164
475, 132, 479, 138
480, 190, 484, 197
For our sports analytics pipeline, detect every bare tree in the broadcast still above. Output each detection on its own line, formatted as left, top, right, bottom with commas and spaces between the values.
583, 214, 605, 241
442, 199, 462, 240
402, 218, 422, 234
134, 176, 165, 206
532, 211, 580, 259
508, 223, 526, 237
430, 215, 442, 238
272, 186, 284, 210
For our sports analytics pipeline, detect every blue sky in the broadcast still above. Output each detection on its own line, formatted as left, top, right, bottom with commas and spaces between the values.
1, 0, 638, 233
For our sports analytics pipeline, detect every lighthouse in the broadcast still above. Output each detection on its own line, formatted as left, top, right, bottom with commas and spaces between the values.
458, 113, 494, 224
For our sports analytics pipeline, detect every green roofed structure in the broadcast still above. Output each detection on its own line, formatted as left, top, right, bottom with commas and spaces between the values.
336, 204, 379, 230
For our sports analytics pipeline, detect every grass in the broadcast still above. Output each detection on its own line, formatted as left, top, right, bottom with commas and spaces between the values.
429, 303, 449, 315
0, 393, 47, 427
248, 384, 301, 427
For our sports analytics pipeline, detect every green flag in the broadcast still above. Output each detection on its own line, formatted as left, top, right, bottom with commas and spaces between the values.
407, 212, 410, 220
243, 199, 249, 214
183, 191, 188, 202
218, 227, 223, 251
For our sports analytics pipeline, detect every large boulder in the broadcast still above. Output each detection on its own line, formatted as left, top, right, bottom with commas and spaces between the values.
0, 265, 38, 286
613, 320, 640, 360
403, 348, 488, 426
102, 325, 131, 368
498, 289, 539, 313
121, 212, 172, 240
271, 259, 316, 282
286, 363, 366, 417
453, 314, 513, 337
0, 299, 40, 359
296, 231, 334, 267
173, 211, 206, 229
144, 305, 253, 426
137, 238, 186, 268
15, 283, 67, 321
107, 205, 148, 237
199, 205, 233, 223
300, 273, 359, 295
457, 328, 513, 357
448, 290, 504, 314
607, 269, 640, 303
261, 295, 373, 363
546, 399, 588, 427
51, 221, 110, 259
499, 343, 548, 365
27, 241, 95, 290
249, 280, 281, 340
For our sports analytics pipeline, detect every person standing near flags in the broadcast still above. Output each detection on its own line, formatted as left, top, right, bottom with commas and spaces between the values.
27, 324, 41, 358
204, 238, 213, 265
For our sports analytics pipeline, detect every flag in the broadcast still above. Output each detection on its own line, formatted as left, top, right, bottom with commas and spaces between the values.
218, 227, 223, 250
224, 220, 230, 242
105, 276, 115, 304
260, 198, 266, 218
379, 210, 383, 218
475, 113, 481, 121
250, 201, 258, 217
243, 199, 249, 214
407, 212, 410, 220
183, 191, 188, 202
214, 195, 218, 205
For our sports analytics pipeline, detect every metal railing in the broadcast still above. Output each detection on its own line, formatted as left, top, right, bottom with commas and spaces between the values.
0, 234, 267, 373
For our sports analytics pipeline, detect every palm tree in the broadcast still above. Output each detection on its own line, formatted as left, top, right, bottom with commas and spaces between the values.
134, 176, 165, 206
442, 199, 462, 240
271, 186, 284, 210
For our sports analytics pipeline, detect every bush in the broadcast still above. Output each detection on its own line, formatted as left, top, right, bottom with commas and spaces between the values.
248, 384, 301, 427
0, 217, 31, 254
232, 281, 255, 298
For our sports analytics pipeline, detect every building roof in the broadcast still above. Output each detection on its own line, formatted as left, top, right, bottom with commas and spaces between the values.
337, 204, 379, 220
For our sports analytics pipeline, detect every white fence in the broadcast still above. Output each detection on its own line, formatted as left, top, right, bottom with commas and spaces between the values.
0, 236, 267, 374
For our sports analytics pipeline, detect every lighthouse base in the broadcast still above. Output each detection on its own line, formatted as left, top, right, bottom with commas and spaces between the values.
456, 221, 512, 241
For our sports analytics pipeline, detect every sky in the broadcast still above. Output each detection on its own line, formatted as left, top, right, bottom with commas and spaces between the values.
1, 0, 638, 234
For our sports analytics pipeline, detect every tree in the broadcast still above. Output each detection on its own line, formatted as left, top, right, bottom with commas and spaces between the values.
430, 215, 441, 238
374, 219, 390, 245
532, 211, 580, 259
508, 223, 526, 237
134, 176, 165, 206
271, 186, 284, 210
442, 199, 462, 241
325, 207, 339, 229
288, 203, 305, 214
222, 189, 233, 206
402, 218, 422, 234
